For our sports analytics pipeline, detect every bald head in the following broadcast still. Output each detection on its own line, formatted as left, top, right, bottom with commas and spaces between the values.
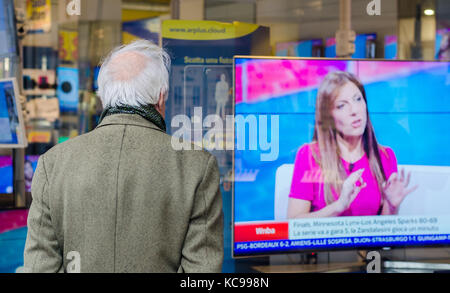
97, 40, 171, 108
108, 51, 149, 82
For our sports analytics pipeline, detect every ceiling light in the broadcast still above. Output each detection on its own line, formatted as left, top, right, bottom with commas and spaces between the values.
424, 9, 435, 16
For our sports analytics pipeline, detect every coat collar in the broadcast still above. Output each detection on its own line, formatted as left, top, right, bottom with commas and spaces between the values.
95, 113, 164, 133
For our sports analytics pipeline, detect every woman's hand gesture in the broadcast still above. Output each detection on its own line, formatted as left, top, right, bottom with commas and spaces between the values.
382, 169, 418, 211
335, 168, 366, 214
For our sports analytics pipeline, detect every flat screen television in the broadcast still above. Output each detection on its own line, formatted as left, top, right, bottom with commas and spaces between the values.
435, 28, 449, 61
384, 35, 398, 60
232, 56, 450, 257
352, 33, 376, 59
292, 39, 323, 58
276, 40, 323, 58
0, 0, 18, 56
325, 34, 377, 59
0, 78, 27, 148
324, 37, 336, 58
0, 155, 39, 194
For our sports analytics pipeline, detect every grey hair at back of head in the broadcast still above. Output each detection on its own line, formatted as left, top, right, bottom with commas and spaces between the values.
97, 40, 171, 108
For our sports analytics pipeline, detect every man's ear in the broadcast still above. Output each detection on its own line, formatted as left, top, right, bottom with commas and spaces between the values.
155, 91, 166, 118
158, 91, 165, 107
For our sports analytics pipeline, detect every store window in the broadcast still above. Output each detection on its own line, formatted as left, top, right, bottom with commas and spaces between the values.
0, 0, 448, 273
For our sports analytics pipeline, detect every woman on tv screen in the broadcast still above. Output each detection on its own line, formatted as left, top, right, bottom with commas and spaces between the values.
287, 71, 418, 218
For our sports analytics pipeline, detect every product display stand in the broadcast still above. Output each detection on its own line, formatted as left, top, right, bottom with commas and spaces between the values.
14, 19, 26, 208
252, 262, 366, 273
375, 250, 450, 273
251, 252, 366, 273
12, 148, 26, 207
249, 249, 450, 273
251, 259, 450, 273
382, 259, 450, 273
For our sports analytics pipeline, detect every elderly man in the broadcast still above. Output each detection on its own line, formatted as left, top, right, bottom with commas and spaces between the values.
23, 40, 224, 273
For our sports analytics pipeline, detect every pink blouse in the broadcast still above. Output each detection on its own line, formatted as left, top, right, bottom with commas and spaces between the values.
289, 143, 398, 216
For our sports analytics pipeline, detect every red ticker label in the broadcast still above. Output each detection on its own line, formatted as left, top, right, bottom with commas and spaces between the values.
234, 222, 289, 242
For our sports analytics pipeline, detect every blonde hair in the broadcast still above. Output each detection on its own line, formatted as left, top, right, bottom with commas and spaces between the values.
312, 71, 387, 205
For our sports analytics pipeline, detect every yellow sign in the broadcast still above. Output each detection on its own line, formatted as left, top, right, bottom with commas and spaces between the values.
59, 30, 78, 62
26, 0, 52, 33
28, 131, 52, 143
162, 20, 260, 41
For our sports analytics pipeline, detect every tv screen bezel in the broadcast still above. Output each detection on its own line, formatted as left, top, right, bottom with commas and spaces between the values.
231, 55, 450, 258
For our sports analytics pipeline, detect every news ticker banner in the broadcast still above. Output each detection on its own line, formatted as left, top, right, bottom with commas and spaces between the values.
234, 215, 450, 254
